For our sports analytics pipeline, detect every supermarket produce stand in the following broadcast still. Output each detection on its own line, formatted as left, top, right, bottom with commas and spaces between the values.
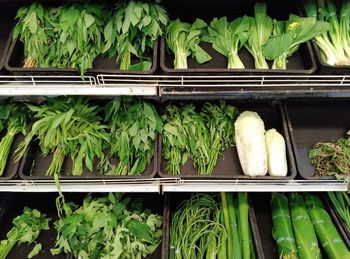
0, 74, 349, 193
1, 0, 350, 258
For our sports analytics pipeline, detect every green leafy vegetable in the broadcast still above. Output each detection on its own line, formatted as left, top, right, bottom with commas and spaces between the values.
161, 102, 238, 175
203, 16, 251, 69
15, 97, 109, 176
308, 130, 350, 178
103, 0, 168, 70
166, 18, 212, 69
52, 193, 163, 259
264, 15, 329, 69
245, 2, 273, 69
0, 207, 50, 259
104, 97, 162, 175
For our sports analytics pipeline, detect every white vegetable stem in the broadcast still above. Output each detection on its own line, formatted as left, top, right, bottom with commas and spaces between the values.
265, 128, 288, 177
234, 111, 267, 176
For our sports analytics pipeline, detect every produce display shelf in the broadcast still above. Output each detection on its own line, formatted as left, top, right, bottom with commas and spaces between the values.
0, 179, 166, 193
0, 179, 347, 193
0, 75, 157, 96
162, 180, 349, 192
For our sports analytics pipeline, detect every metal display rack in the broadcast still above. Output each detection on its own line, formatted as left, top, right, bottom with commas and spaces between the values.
0, 74, 348, 193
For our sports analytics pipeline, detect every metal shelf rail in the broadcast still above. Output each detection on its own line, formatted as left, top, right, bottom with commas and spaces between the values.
0, 179, 347, 193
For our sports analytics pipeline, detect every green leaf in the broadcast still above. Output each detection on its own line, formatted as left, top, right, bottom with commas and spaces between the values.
127, 220, 153, 242
28, 243, 42, 259
84, 13, 95, 28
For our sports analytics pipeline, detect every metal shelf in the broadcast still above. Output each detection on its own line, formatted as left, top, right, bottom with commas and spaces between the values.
0, 179, 167, 193
0, 179, 347, 193
0, 75, 157, 96
162, 180, 349, 192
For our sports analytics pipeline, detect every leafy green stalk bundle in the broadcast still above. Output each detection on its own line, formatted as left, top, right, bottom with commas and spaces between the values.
0, 207, 50, 259
161, 102, 238, 175
15, 97, 109, 177
0, 102, 30, 176
52, 193, 163, 259
13, 3, 108, 77
103, 0, 168, 71
104, 97, 162, 176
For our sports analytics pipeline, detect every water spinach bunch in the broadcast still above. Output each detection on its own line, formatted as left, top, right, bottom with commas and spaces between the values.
15, 97, 109, 177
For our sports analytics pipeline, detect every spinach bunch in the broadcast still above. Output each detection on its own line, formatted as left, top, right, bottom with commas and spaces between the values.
162, 102, 238, 175
15, 97, 109, 177
104, 97, 162, 175
103, 0, 168, 70
52, 193, 163, 259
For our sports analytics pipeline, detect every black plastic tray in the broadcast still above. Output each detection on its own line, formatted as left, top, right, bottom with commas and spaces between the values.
164, 193, 264, 259
0, 133, 24, 180
160, 38, 316, 75
5, 37, 158, 76
322, 193, 350, 243
18, 138, 158, 180
251, 192, 350, 259
158, 101, 297, 179
0, 193, 166, 259
284, 99, 350, 180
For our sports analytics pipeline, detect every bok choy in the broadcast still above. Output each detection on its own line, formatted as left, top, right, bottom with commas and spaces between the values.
203, 16, 251, 69
166, 18, 212, 69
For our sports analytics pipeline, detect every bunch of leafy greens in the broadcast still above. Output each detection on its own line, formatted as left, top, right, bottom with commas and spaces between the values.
103, 97, 162, 175
304, 0, 350, 66
13, 3, 52, 68
245, 2, 273, 69
103, 0, 168, 71
309, 130, 350, 178
203, 16, 251, 69
0, 207, 50, 259
49, 4, 108, 77
0, 102, 30, 176
51, 193, 162, 259
263, 15, 329, 69
15, 97, 109, 177
162, 102, 238, 175
166, 18, 212, 69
